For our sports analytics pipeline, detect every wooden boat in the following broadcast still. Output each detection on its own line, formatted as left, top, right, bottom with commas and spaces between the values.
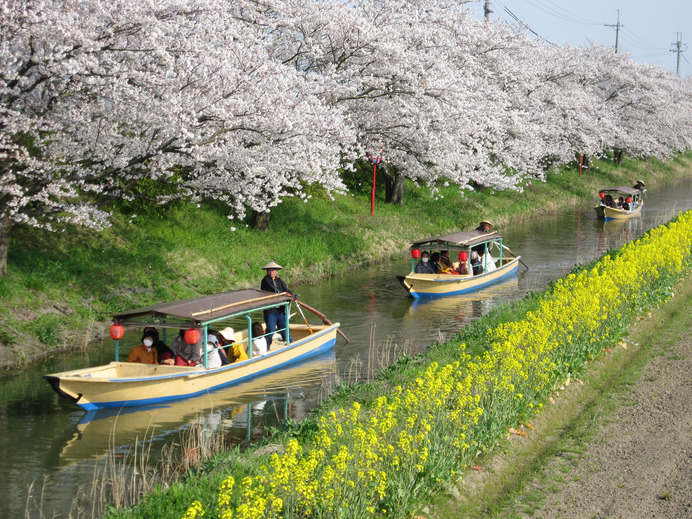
594, 186, 644, 220
397, 230, 522, 298
44, 290, 340, 410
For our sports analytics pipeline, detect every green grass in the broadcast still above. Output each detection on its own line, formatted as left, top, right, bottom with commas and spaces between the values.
1, 152, 692, 364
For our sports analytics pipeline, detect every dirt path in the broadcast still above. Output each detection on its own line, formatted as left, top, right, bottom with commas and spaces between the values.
436, 275, 692, 518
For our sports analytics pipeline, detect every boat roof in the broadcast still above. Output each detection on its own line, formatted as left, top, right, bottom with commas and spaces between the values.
410, 230, 502, 248
113, 289, 293, 326
599, 186, 642, 195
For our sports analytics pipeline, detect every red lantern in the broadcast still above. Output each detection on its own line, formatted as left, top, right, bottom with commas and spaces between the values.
626, 197, 632, 203
411, 248, 421, 259
109, 323, 125, 340
459, 251, 468, 262
599, 191, 605, 198
184, 328, 200, 345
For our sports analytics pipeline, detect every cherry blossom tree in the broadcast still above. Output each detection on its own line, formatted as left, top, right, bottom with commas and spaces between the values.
0, 0, 355, 274
3, 0, 692, 276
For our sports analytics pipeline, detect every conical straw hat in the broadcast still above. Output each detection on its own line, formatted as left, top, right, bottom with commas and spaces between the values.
262, 261, 283, 270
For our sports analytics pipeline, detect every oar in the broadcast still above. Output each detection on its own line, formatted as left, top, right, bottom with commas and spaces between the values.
296, 300, 350, 343
293, 300, 314, 334
501, 244, 530, 270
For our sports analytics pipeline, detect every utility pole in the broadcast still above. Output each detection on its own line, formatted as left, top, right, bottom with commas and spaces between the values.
484, 0, 492, 22
671, 32, 687, 76
605, 10, 623, 53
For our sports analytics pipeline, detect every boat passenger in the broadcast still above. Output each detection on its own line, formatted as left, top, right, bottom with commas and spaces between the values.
260, 261, 294, 348
438, 249, 453, 271
209, 330, 231, 365
204, 334, 223, 369
172, 329, 203, 366
251, 322, 268, 357
470, 251, 483, 276
414, 251, 436, 274
430, 252, 441, 273
142, 326, 175, 365
604, 194, 615, 208
218, 327, 249, 363
633, 180, 646, 190
127, 331, 159, 364
618, 197, 630, 210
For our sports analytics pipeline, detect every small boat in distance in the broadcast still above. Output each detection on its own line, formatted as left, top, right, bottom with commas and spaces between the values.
44, 290, 341, 411
594, 186, 644, 220
397, 230, 522, 298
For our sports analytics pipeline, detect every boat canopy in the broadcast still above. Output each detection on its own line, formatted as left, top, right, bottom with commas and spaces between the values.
598, 186, 643, 196
112, 289, 293, 327
410, 230, 502, 249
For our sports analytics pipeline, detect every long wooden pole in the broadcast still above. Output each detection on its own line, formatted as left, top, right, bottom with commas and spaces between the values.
296, 300, 350, 343
294, 301, 314, 334
191, 293, 286, 318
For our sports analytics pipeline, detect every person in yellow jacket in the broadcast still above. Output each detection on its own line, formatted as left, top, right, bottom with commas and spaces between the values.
219, 327, 249, 363
127, 331, 159, 364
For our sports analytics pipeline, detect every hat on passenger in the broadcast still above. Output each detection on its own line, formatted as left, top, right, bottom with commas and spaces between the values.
635, 179, 646, 187
480, 220, 494, 228
207, 334, 219, 345
262, 261, 283, 270
219, 327, 235, 342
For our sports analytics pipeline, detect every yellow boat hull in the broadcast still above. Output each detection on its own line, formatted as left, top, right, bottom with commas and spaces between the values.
44, 324, 338, 410
594, 203, 643, 220
398, 258, 520, 298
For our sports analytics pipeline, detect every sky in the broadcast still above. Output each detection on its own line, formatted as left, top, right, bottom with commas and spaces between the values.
469, 0, 692, 77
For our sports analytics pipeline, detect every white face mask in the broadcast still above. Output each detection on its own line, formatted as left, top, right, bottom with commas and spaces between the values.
143, 339, 153, 347
422, 257, 429, 263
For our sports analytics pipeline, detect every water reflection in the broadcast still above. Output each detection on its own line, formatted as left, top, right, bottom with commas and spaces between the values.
405, 277, 520, 333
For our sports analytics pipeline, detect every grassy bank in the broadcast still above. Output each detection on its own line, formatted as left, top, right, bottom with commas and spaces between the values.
1, 152, 692, 368
99, 211, 692, 519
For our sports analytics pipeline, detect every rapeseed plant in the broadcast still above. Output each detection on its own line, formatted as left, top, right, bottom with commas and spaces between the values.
184, 211, 692, 519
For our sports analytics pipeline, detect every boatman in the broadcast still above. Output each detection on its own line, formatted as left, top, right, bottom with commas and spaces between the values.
473, 220, 494, 256
260, 261, 294, 349
475, 220, 493, 233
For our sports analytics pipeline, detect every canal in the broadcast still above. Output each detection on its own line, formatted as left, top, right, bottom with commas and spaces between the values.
2, 177, 692, 518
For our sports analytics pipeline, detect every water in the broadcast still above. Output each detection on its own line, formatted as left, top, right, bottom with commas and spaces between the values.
2, 177, 692, 518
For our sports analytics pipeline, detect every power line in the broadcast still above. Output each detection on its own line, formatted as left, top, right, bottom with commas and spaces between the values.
501, 5, 549, 42
525, 0, 601, 26
620, 27, 668, 52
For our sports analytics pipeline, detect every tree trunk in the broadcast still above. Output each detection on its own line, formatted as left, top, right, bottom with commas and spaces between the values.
613, 149, 624, 165
382, 164, 405, 205
0, 212, 11, 276
250, 210, 270, 231
582, 154, 590, 169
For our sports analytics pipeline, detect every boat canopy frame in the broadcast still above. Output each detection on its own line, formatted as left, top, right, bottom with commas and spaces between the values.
408, 230, 508, 273
110, 289, 294, 367
597, 186, 643, 197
